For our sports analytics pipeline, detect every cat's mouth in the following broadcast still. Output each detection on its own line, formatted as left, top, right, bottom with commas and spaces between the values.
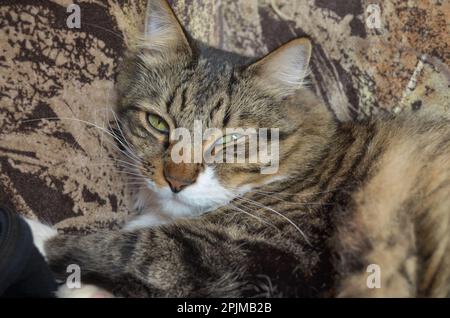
139, 167, 237, 218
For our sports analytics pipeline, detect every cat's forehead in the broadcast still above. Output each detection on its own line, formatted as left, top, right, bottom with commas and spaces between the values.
166, 57, 236, 128
188, 59, 233, 100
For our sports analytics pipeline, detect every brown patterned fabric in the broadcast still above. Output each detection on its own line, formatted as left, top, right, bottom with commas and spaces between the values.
0, 0, 449, 232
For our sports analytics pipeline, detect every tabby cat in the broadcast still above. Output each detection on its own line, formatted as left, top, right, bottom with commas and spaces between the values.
27, 0, 450, 297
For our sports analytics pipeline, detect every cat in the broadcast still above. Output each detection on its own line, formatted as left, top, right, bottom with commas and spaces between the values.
26, 0, 450, 298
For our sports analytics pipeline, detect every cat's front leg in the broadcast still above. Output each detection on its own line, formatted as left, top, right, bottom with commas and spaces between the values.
24, 218, 114, 298
38, 214, 311, 297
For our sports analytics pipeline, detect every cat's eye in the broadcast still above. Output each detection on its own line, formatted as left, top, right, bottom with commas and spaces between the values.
147, 113, 169, 134
215, 133, 243, 146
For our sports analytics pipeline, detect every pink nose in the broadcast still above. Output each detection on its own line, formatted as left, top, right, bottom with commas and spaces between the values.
163, 161, 200, 193
163, 174, 193, 193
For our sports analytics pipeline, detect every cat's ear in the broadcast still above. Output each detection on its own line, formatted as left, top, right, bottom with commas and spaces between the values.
246, 38, 312, 96
141, 0, 191, 55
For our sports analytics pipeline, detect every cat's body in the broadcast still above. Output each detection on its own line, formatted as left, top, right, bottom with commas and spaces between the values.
27, 0, 450, 297
39, 109, 450, 297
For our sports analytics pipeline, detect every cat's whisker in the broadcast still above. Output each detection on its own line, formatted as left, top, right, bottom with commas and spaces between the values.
232, 196, 312, 246
20, 116, 144, 165
116, 148, 143, 166
252, 187, 343, 197
123, 175, 147, 179
251, 193, 332, 206
106, 115, 143, 163
94, 132, 142, 165
82, 160, 144, 171
123, 182, 147, 186
88, 143, 143, 169
112, 158, 145, 170
123, 176, 147, 180
83, 22, 124, 40
225, 184, 346, 199
113, 170, 150, 178
224, 185, 332, 207
204, 196, 279, 231
22, 116, 121, 145
123, 180, 147, 184
110, 109, 138, 156
106, 114, 141, 160
75, 162, 150, 178
228, 202, 280, 231
111, 167, 148, 179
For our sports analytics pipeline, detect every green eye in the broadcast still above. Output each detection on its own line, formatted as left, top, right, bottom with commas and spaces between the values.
215, 133, 243, 146
147, 113, 169, 134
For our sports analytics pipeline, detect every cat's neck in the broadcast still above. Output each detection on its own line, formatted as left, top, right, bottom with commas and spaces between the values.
251, 115, 387, 203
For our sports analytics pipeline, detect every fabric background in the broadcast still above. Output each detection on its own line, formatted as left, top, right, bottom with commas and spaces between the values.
0, 0, 449, 232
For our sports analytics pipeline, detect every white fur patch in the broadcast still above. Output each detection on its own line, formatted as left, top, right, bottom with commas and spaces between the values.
24, 218, 57, 259
127, 167, 248, 227
123, 213, 170, 231
56, 284, 114, 298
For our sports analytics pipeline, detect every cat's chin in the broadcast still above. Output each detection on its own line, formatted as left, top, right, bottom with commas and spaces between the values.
131, 167, 241, 222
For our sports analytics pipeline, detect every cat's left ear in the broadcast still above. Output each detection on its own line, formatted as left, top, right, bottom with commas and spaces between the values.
141, 0, 192, 56
245, 38, 312, 96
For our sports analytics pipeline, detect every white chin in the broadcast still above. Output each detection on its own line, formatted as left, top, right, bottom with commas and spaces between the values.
132, 167, 240, 220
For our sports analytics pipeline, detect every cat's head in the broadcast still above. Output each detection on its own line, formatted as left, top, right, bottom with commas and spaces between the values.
116, 0, 333, 217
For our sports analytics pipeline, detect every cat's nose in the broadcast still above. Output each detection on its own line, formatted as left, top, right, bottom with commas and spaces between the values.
163, 161, 200, 193
164, 175, 193, 193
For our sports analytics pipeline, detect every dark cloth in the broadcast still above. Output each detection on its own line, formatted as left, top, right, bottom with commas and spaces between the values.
0, 207, 57, 298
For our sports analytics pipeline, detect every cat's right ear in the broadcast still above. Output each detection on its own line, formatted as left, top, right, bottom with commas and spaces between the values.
140, 0, 192, 56
245, 38, 312, 97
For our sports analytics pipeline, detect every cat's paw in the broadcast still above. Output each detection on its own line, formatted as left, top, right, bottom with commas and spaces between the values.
24, 218, 57, 258
56, 284, 114, 298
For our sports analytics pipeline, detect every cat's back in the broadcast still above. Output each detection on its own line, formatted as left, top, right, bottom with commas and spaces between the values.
334, 111, 450, 296
348, 110, 450, 210
370, 110, 449, 180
